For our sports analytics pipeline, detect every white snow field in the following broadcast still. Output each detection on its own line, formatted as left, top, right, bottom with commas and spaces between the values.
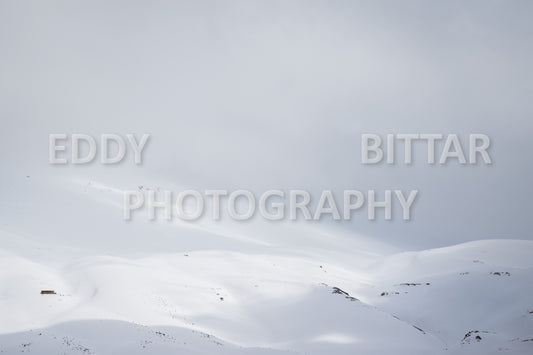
0, 174, 532, 354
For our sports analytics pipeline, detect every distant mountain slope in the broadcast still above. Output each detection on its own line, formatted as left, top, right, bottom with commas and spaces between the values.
0, 177, 532, 354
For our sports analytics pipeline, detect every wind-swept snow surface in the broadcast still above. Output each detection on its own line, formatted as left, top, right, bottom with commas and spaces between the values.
0, 177, 532, 354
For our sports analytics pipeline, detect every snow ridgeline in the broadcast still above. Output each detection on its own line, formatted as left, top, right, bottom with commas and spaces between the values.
0, 178, 531, 354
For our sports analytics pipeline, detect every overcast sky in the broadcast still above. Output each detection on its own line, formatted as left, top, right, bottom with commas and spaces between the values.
1, 0, 532, 249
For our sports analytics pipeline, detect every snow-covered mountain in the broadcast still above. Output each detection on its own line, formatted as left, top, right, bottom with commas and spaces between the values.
0, 176, 531, 354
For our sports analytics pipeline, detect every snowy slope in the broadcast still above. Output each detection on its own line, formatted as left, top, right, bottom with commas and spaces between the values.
0, 176, 532, 354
